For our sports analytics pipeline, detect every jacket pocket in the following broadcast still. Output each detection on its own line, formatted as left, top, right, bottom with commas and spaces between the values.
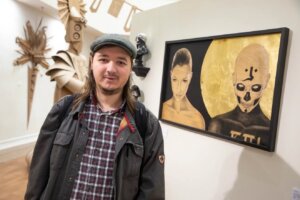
123, 142, 144, 177
50, 132, 73, 170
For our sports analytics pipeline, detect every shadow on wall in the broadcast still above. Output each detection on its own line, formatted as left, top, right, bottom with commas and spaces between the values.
216, 149, 300, 200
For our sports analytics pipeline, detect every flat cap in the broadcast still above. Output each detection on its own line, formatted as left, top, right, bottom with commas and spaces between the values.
90, 34, 136, 58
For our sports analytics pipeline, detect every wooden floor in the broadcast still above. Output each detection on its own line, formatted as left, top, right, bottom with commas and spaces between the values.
0, 156, 28, 200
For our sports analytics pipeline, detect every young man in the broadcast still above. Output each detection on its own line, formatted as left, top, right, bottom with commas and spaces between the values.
25, 34, 165, 200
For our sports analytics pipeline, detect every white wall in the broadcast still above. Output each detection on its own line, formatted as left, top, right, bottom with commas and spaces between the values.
0, 0, 99, 142
1, 0, 299, 198
130, 0, 300, 199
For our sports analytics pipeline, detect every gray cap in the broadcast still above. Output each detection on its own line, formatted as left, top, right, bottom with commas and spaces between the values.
90, 34, 136, 58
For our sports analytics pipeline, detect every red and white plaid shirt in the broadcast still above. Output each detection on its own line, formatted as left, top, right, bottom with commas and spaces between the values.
70, 95, 124, 200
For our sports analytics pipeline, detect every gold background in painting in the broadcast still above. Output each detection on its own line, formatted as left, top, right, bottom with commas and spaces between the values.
200, 33, 281, 119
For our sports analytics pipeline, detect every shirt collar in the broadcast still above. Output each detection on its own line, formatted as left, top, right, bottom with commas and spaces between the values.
90, 92, 126, 114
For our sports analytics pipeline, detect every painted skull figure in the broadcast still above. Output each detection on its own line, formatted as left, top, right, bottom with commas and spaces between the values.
232, 44, 270, 113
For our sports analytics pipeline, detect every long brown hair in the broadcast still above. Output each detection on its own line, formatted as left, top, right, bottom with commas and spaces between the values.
72, 51, 136, 114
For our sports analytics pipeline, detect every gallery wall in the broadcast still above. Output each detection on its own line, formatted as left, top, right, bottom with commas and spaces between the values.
130, 0, 300, 199
0, 0, 98, 143
0, 0, 299, 199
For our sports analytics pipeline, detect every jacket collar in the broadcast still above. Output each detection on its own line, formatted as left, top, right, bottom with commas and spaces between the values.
68, 95, 134, 129
69, 98, 86, 117
115, 108, 143, 159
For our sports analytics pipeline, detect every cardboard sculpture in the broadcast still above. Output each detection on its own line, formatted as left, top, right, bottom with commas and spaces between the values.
14, 19, 51, 126
46, 0, 88, 102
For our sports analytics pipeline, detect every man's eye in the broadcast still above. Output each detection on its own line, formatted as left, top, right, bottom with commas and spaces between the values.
117, 61, 127, 65
252, 84, 262, 92
172, 78, 177, 82
98, 58, 108, 62
183, 79, 188, 83
236, 83, 245, 91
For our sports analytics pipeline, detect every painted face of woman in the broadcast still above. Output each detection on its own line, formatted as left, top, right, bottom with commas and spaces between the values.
171, 64, 192, 101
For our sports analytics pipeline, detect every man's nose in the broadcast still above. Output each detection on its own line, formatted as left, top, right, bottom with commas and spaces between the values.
107, 61, 117, 72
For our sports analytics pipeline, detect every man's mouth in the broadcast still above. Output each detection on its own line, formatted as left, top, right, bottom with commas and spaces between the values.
104, 75, 118, 81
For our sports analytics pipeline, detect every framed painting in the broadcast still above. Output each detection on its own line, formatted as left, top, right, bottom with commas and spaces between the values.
158, 27, 289, 151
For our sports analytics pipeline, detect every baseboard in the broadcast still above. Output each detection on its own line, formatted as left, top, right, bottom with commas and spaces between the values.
0, 134, 38, 163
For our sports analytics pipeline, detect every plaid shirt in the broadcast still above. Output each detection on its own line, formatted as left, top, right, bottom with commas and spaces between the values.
70, 95, 124, 200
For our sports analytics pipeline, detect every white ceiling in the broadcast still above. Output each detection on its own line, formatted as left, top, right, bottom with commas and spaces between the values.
126, 0, 179, 11
16, 0, 180, 34
17, 0, 179, 11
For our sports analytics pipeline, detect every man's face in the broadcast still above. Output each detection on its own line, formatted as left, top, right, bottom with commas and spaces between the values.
91, 46, 132, 95
233, 45, 270, 112
171, 64, 192, 101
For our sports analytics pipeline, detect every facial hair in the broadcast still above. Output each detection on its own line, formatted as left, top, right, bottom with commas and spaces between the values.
98, 86, 123, 96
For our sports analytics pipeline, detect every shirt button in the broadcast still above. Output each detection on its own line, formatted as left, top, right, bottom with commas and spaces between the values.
76, 154, 79, 158
68, 177, 72, 181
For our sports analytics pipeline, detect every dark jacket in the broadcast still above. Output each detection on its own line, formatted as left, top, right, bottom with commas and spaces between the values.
25, 96, 165, 200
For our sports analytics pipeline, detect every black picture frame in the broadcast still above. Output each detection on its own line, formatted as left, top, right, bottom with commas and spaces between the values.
158, 27, 289, 152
